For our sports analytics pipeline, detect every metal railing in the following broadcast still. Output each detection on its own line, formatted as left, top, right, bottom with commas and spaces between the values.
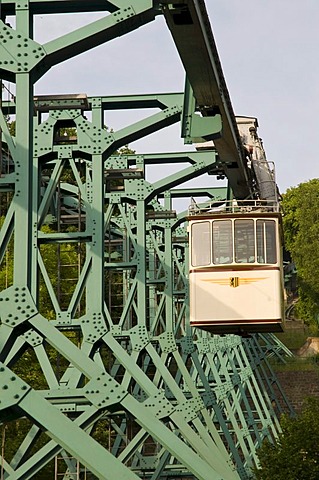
188, 198, 281, 216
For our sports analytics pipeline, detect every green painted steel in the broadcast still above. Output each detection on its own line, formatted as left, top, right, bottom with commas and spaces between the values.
0, 2, 292, 480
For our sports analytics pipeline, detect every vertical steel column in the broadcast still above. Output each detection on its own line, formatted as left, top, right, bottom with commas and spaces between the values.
14, 4, 34, 289
87, 98, 105, 316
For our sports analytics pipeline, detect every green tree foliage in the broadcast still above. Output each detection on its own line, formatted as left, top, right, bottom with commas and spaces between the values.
282, 179, 319, 324
254, 397, 319, 480
39, 225, 85, 318
8, 119, 15, 136
0, 216, 13, 290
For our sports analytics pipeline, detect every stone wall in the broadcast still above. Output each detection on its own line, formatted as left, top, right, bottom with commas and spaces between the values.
276, 369, 319, 413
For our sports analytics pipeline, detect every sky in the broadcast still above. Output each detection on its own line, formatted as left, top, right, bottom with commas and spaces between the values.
7, 0, 318, 196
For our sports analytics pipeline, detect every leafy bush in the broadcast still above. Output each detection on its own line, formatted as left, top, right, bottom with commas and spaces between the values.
254, 397, 319, 479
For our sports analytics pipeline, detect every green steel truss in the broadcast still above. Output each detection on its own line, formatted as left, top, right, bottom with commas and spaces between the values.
0, 2, 292, 479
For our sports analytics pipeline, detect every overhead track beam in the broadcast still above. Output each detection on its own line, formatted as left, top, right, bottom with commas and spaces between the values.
162, 0, 253, 199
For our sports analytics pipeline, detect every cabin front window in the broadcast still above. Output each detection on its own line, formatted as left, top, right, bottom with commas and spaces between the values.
234, 219, 255, 263
191, 217, 278, 267
191, 221, 211, 266
212, 220, 233, 264
257, 220, 277, 264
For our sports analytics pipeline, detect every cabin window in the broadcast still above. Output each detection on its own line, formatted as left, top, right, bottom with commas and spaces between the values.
234, 219, 255, 263
213, 220, 233, 264
257, 220, 277, 263
191, 221, 211, 266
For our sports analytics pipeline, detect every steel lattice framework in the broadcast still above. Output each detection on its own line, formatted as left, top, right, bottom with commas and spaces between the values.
0, 1, 293, 479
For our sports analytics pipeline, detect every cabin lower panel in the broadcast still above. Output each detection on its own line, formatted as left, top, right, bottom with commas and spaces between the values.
189, 268, 284, 334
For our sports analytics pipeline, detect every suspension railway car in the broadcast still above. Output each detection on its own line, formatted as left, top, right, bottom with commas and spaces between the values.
188, 201, 284, 335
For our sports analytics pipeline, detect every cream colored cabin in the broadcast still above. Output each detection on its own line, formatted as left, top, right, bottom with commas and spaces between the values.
188, 201, 284, 335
